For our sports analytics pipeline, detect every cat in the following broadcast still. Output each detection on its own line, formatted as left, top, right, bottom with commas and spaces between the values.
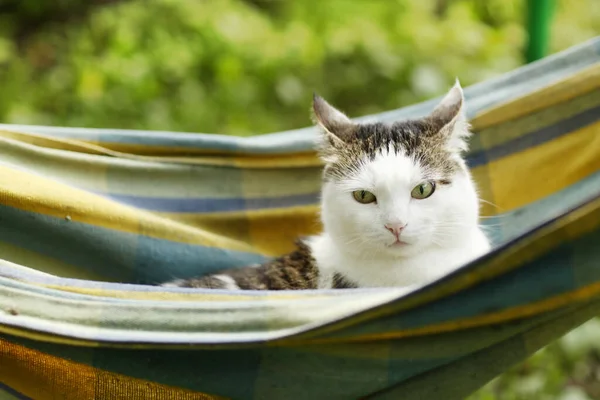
162, 80, 491, 290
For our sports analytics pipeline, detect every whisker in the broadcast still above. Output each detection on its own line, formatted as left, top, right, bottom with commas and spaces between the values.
479, 215, 508, 219
479, 198, 503, 211
344, 236, 364, 245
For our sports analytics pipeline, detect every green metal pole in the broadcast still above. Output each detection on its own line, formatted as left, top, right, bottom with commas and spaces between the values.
525, 0, 555, 63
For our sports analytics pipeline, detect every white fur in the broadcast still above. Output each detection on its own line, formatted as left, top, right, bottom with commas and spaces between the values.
161, 279, 185, 287
162, 275, 240, 289
213, 275, 240, 290
309, 149, 490, 288
308, 81, 491, 289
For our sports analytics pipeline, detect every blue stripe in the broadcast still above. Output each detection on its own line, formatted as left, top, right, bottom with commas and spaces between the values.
0, 205, 267, 284
101, 192, 321, 213
467, 104, 600, 168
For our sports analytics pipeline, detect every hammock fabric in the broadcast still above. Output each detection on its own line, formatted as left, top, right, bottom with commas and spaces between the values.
0, 37, 599, 400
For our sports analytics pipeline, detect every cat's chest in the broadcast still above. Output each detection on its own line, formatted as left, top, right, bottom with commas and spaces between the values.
309, 234, 479, 288
309, 230, 489, 288
336, 254, 454, 288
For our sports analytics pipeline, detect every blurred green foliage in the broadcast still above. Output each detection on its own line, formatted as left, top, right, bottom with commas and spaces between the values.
0, 0, 598, 135
0, 1, 599, 398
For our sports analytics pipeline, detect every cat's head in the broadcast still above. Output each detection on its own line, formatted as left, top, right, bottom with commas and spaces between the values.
313, 81, 481, 258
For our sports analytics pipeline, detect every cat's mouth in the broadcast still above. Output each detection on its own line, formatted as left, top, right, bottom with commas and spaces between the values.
388, 239, 409, 248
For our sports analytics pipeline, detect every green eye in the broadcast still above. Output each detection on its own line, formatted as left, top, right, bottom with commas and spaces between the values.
352, 190, 377, 204
411, 181, 436, 199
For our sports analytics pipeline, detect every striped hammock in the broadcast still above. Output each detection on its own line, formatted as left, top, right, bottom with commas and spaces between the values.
0, 37, 599, 400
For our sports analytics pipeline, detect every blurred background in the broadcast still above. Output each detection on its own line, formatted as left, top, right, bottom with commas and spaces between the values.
0, 0, 597, 135
1, 0, 599, 398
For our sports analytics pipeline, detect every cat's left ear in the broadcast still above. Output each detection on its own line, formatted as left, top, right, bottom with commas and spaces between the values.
427, 79, 470, 153
312, 93, 354, 149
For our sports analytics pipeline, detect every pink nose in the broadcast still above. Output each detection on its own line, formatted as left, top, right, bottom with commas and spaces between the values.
385, 223, 406, 237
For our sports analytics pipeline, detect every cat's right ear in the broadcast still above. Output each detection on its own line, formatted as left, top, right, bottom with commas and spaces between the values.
312, 93, 354, 149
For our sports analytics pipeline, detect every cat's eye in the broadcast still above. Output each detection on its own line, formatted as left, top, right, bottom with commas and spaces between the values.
352, 190, 377, 204
411, 181, 436, 199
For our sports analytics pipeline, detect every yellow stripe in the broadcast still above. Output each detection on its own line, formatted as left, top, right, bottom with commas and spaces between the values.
245, 205, 322, 256
486, 121, 600, 212
473, 120, 600, 217
0, 166, 256, 253
0, 339, 226, 399
471, 63, 600, 131
157, 206, 313, 256
37, 283, 330, 302
0, 129, 109, 156
161, 205, 321, 256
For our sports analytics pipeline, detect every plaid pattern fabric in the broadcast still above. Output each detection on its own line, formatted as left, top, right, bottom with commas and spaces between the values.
0, 37, 599, 399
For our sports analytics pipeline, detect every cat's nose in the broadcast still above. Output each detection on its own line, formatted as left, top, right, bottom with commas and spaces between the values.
385, 222, 406, 237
